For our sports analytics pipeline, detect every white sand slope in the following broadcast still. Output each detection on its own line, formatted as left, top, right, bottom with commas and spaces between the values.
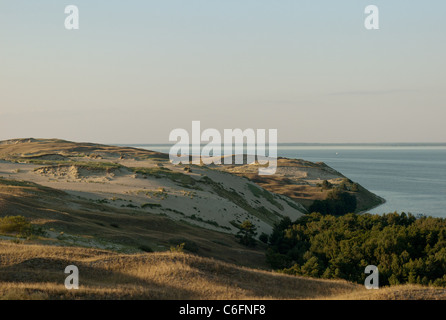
0, 148, 305, 236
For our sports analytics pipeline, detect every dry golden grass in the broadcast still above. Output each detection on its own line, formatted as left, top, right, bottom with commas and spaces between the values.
333, 285, 446, 300
2, 242, 446, 300
0, 241, 363, 300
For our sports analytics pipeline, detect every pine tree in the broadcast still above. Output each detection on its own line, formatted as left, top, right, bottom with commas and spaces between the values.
237, 220, 258, 247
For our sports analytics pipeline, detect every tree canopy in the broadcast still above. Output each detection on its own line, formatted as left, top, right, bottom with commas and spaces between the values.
265, 212, 446, 287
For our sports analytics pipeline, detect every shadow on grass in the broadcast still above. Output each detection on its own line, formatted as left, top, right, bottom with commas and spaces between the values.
0, 257, 195, 299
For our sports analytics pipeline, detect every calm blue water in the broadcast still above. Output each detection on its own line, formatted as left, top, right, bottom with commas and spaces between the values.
278, 147, 446, 217
128, 145, 446, 218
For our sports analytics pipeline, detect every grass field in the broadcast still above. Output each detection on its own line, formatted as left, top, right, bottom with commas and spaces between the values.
2, 242, 446, 300
0, 242, 360, 300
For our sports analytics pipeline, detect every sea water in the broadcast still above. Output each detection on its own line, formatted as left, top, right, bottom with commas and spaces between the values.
278, 146, 446, 217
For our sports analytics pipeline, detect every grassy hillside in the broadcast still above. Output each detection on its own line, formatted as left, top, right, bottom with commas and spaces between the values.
0, 242, 362, 300
2, 242, 446, 300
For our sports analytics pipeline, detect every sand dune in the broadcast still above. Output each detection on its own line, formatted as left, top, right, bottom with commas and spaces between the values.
0, 138, 394, 300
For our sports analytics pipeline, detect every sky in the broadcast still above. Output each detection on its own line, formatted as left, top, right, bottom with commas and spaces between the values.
0, 0, 445, 144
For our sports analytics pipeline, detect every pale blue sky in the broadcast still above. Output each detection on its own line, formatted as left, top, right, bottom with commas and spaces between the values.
0, 1, 445, 143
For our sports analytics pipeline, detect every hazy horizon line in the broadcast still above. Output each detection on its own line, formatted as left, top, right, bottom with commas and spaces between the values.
120, 142, 446, 147
1, 138, 446, 147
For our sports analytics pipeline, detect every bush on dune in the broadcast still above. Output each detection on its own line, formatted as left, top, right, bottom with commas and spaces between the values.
0, 216, 33, 237
309, 189, 357, 216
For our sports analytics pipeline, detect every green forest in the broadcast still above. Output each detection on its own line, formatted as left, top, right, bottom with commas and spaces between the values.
265, 212, 446, 286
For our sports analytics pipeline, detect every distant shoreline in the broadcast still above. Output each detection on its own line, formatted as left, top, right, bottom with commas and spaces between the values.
119, 142, 446, 148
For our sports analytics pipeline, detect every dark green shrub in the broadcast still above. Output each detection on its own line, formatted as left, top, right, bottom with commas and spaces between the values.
139, 245, 153, 253
141, 203, 162, 209
259, 232, 269, 244
0, 216, 32, 236
309, 189, 357, 216
168, 238, 199, 253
